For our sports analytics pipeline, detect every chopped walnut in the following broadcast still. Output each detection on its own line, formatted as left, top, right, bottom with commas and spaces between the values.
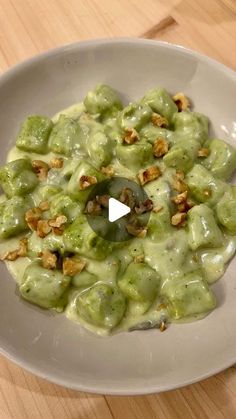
153, 205, 163, 213
138, 166, 162, 186
37, 220, 52, 238
52, 227, 64, 236
48, 215, 67, 235
177, 203, 186, 212
176, 198, 195, 213
172, 171, 187, 193
122, 127, 139, 144
101, 166, 115, 176
0, 238, 28, 261
50, 157, 64, 168
38, 201, 50, 211
62, 257, 86, 276
79, 175, 97, 190
172, 178, 188, 193
48, 215, 67, 228
135, 199, 153, 214
134, 255, 145, 263
25, 207, 42, 231
171, 212, 187, 227
151, 113, 168, 128
120, 188, 136, 209
0, 249, 19, 261
96, 194, 109, 208
126, 223, 147, 238
159, 321, 167, 332
84, 200, 102, 215
171, 191, 188, 205
153, 138, 169, 158
172, 93, 190, 111
198, 148, 210, 157
41, 250, 57, 270
32, 160, 49, 181
17, 238, 28, 257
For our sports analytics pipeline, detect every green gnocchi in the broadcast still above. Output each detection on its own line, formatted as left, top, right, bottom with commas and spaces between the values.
0, 83, 235, 336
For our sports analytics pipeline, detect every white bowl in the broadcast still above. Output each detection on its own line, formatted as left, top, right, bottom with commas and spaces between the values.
0, 38, 236, 395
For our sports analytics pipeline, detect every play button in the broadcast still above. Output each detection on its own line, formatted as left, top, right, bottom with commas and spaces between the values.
108, 198, 130, 222
85, 176, 151, 242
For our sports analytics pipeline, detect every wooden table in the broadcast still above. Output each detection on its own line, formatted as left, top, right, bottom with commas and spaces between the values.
0, 0, 236, 417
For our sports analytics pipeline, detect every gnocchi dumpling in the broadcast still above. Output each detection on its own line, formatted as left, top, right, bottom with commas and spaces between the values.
76, 284, 126, 329
20, 262, 71, 311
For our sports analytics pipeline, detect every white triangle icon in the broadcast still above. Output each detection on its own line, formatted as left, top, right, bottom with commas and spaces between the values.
108, 197, 131, 222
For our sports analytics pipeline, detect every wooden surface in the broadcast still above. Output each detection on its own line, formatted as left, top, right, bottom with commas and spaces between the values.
0, 0, 236, 417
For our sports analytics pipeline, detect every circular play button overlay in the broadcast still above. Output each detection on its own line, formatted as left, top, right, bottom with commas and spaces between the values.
85, 176, 152, 242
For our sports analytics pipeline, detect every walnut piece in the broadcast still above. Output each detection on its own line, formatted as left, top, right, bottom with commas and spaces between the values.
79, 175, 97, 190
172, 178, 188, 193
101, 166, 115, 176
153, 138, 169, 157
135, 198, 153, 214
48, 215, 67, 228
120, 188, 136, 209
96, 194, 109, 208
84, 200, 102, 215
52, 227, 64, 236
38, 201, 50, 211
172, 93, 190, 111
37, 220, 52, 238
177, 203, 186, 212
126, 223, 147, 238
198, 148, 210, 157
171, 212, 187, 227
171, 191, 188, 205
0, 238, 28, 261
25, 207, 42, 231
41, 250, 57, 270
32, 160, 49, 181
17, 238, 28, 257
122, 127, 139, 144
175, 197, 195, 213
47, 215, 67, 235
138, 166, 161, 186
50, 157, 64, 168
62, 257, 86, 276
151, 113, 168, 128
0, 249, 19, 261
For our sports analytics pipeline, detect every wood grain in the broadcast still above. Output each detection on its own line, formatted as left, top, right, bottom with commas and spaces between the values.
1, 0, 236, 418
